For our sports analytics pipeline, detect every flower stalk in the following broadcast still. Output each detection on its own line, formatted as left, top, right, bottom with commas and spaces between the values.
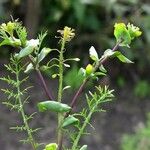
57, 38, 65, 149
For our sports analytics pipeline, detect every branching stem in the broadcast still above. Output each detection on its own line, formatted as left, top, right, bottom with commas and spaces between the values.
16, 62, 37, 150
70, 40, 121, 112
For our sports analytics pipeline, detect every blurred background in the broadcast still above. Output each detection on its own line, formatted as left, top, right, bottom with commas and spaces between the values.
0, 0, 150, 150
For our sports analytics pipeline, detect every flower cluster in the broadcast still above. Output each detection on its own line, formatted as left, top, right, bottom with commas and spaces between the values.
1, 21, 16, 36
127, 23, 142, 39
58, 26, 75, 42
114, 22, 142, 47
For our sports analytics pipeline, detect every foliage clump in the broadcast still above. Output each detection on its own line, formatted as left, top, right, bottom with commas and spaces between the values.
0, 19, 141, 150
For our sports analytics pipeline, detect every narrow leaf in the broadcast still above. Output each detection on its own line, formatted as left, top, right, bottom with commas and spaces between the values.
63, 85, 71, 91
38, 48, 51, 63
24, 63, 34, 73
80, 145, 88, 150
113, 51, 133, 63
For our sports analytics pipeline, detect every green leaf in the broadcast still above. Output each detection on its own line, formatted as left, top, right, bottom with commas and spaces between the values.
80, 145, 88, 150
103, 49, 115, 58
37, 101, 71, 113
99, 65, 107, 73
113, 51, 133, 63
24, 63, 34, 73
38, 48, 51, 63
78, 68, 86, 77
95, 72, 106, 76
63, 85, 71, 91
15, 45, 34, 59
64, 63, 70, 68
44, 143, 58, 150
0, 38, 21, 47
89, 46, 99, 61
114, 23, 131, 47
62, 115, 79, 128
15, 22, 27, 47
15, 39, 39, 59
52, 74, 59, 78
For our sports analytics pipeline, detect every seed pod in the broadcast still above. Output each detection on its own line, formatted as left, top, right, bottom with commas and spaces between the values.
37, 101, 71, 113
62, 115, 79, 128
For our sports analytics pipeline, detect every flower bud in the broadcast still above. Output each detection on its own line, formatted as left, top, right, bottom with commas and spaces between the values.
7, 21, 15, 34
86, 64, 93, 75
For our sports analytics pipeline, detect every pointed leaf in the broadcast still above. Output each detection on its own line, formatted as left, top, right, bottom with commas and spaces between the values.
89, 46, 99, 61
16, 45, 34, 59
64, 63, 70, 68
0, 38, 21, 47
113, 51, 133, 63
78, 68, 86, 77
103, 49, 115, 58
95, 72, 106, 76
62, 115, 79, 128
99, 65, 107, 73
52, 74, 58, 78
38, 48, 51, 63
80, 145, 88, 150
24, 63, 34, 73
114, 23, 131, 47
63, 85, 71, 91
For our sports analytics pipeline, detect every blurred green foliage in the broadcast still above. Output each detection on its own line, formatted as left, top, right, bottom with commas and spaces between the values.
0, 0, 150, 78
64, 65, 84, 90
121, 113, 150, 150
134, 80, 150, 98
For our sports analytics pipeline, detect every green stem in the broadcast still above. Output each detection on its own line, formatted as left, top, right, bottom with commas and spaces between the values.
71, 111, 93, 150
57, 39, 65, 149
71, 99, 100, 150
69, 40, 122, 113
16, 64, 37, 150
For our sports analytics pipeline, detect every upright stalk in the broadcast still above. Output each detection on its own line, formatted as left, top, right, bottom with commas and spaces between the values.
57, 39, 65, 148
16, 64, 37, 150
71, 94, 106, 150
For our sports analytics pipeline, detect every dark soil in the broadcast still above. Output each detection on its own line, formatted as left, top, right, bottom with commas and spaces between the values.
0, 59, 150, 150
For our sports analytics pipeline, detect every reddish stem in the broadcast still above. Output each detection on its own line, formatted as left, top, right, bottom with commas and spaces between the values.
36, 69, 53, 100
70, 41, 121, 111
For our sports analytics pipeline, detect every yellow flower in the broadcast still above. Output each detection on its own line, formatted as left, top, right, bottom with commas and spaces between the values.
127, 23, 142, 39
58, 26, 75, 42
1, 21, 16, 35
114, 23, 126, 29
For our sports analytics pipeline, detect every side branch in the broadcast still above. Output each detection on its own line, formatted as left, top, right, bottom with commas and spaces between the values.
36, 69, 53, 100
70, 41, 121, 111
